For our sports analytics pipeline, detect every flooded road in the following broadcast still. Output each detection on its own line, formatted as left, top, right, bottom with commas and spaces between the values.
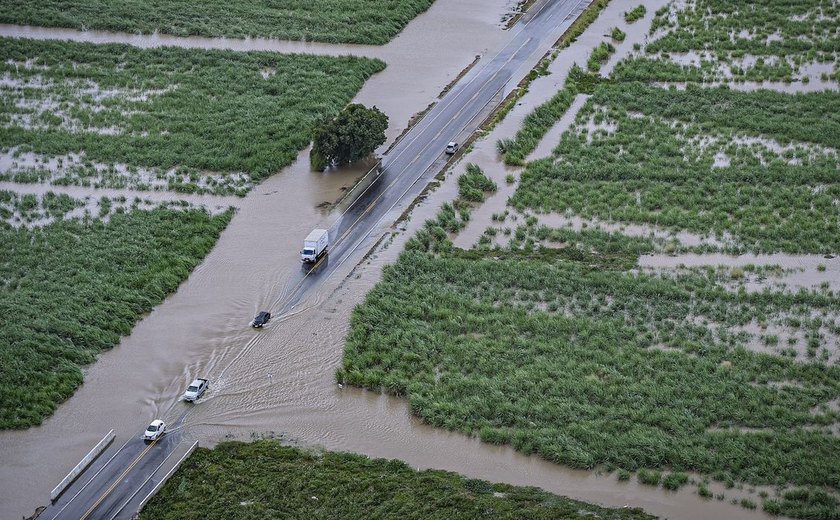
0, 1, 778, 520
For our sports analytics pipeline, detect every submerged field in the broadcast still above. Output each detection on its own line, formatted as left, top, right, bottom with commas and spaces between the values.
0, 195, 232, 428
342, 251, 840, 493
0, 37, 384, 195
510, 83, 840, 253
140, 440, 655, 519
342, 0, 840, 517
0, 0, 434, 45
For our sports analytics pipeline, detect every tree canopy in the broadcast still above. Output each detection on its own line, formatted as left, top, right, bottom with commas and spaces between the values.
310, 103, 388, 170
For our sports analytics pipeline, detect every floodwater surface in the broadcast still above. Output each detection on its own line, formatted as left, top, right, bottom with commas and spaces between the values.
0, 1, 777, 519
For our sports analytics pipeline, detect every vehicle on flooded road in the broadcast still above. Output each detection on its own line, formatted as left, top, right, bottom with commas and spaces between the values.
445, 141, 459, 154
183, 378, 209, 402
301, 229, 329, 263
251, 311, 271, 328
142, 420, 166, 441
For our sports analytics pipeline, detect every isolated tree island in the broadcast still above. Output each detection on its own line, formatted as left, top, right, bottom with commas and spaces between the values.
310, 103, 389, 171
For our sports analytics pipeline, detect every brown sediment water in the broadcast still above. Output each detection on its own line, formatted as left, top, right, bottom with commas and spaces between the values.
451, 138, 520, 250
0, 3, 787, 520
533, 212, 728, 248
639, 253, 840, 292
0, 23, 384, 58
0, 181, 242, 209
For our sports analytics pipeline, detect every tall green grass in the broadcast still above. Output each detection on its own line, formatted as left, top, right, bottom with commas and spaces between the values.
458, 163, 497, 202
510, 83, 840, 253
139, 440, 655, 519
0, 0, 435, 45
0, 205, 232, 428
645, 0, 839, 82
0, 37, 384, 186
500, 66, 601, 165
341, 251, 840, 494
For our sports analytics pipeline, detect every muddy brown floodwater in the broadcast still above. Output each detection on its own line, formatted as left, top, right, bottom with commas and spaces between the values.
0, 1, 774, 519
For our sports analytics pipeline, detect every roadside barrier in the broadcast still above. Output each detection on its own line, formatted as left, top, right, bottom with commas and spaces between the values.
134, 441, 199, 514
50, 429, 115, 502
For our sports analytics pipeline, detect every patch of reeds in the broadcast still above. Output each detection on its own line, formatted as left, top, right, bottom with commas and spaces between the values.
0, 203, 232, 428
139, 440, 655, 519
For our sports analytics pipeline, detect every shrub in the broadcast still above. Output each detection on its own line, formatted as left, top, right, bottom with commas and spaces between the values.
311, 104, 389, 170
458, 164, 498, 202
624, 5, 646, 23
638, 469, 662, 487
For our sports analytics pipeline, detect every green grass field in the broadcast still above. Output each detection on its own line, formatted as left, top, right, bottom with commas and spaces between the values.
0, 201, 232, 428
341, 2, 840, 515
0, 0, 434, 45
139, 440, 655, 519
0, 37, 384, 193
509, 83, 840, 253
643, 0, 839, 83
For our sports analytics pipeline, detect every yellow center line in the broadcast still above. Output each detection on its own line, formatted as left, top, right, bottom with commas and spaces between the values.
79, 439, 157, 520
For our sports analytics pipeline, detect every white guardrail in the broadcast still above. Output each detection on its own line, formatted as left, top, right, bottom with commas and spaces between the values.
134, 441, 199, 515
50, 429, 116, 502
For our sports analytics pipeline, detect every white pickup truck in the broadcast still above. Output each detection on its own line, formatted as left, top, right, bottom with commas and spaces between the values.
301, 229, 329, 263
183, 378, 209, 402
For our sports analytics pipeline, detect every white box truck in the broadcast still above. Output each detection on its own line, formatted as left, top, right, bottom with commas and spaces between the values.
301, 229, 329, 263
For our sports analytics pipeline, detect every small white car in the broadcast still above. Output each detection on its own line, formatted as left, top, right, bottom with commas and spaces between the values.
445, 141, 459, 155
183, 378, 209, 402
143, 419, 166, 441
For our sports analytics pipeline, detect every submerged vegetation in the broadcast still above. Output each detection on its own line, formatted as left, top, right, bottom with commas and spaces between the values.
140, 441, 655, 519
0, 0, 434, 45
499, 66, 601, 165
342, 0, 840, 517
588, 42, 616, 72
341, 250, 840, 495
0, 203, 232, 428
511, 83, 840, 253
458, 163, 497, 203
643, 0, 840, 83
0, 37, 384, 192
624, 5, 646, 23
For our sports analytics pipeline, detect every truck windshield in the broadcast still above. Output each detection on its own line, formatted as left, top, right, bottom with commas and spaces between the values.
188, 386, 198, 392
303, 248, 315, 255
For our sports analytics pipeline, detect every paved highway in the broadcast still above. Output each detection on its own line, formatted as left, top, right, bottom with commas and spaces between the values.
40, 421, 186, 520
281, 0, 591, 313
37, 0, 590, 517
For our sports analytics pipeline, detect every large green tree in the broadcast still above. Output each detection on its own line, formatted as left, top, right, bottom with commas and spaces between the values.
310, 104, 388, 170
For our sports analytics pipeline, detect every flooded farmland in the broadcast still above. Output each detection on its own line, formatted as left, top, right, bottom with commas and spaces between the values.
0, 0, 826, 518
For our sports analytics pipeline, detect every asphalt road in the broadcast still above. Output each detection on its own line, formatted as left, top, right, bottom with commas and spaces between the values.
281, 0, 591, 314
36, 0, 590, 517
39, 420, 186, 520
